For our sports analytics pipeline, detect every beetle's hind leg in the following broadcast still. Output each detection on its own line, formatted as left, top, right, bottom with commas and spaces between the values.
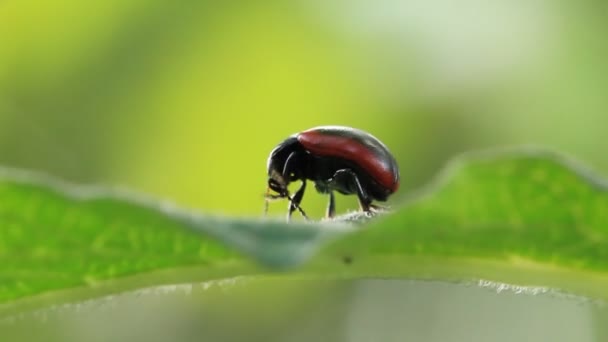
329, 169, 374, 214
368, 203, 388, 213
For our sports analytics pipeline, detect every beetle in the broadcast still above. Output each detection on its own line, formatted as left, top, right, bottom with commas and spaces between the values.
265, 125, 400, 221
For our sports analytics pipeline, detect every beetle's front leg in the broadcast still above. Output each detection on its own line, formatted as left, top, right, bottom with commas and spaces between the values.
288, 180, 307, 221
281, 152, 309, 221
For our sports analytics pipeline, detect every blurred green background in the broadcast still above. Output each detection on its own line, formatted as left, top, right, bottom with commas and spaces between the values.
2, 0, 607, 219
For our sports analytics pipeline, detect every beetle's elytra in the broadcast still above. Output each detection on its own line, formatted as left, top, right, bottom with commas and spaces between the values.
265, 125, 400, 221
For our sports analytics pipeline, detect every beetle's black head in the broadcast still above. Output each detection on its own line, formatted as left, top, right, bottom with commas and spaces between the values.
266, 136, 303, 197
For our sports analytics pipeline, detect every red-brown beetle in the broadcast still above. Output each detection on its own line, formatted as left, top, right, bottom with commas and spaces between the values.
265, 126, 400, 220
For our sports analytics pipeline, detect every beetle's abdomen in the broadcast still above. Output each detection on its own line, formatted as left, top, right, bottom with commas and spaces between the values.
297, 126, 399, 193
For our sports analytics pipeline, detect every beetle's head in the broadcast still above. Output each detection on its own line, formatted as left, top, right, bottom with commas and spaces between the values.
267, 168, 288, 197
264, 135, 309, 220
265, 136, 300, 198
265, 163, 309, 221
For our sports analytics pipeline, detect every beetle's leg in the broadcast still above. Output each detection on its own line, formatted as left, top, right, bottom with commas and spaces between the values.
330, 169, 373, 213
288, 180, 308, 221
326, 191, 336, 218
352, 176, 373, 212
279, 151, 308, 221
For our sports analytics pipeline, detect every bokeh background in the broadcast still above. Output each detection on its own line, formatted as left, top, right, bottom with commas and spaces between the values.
2, 0, 608, 340
2, 0, 607, 219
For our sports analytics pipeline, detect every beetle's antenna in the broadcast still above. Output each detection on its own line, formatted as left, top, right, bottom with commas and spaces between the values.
264, 188, 270, 216
264, 189, 289, 215
264, 190, 308, 221
286, 194, 309, 221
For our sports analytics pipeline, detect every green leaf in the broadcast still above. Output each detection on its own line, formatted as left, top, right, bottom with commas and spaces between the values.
0, 168, 345, 316
1, 148, 608, 316
315, 148, 608, 299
